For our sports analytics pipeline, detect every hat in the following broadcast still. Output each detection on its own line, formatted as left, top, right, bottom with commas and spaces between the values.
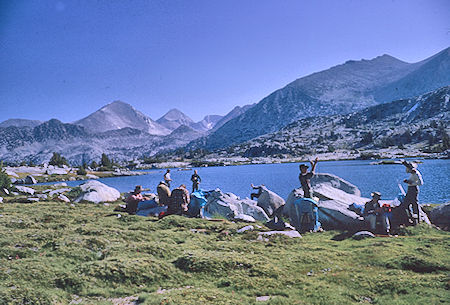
134, 185, 143, 193
402, 160, 417, 170
371, 192, 381, 198
299, 164, 309, 169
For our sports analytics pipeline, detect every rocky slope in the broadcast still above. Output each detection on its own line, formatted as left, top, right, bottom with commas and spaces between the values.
190, 47, 450, 150
223, 86, 450, 158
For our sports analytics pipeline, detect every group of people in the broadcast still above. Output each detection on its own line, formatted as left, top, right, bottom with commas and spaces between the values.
124, 169, 202, 218
296, 158, 424, 234
362, 160, 424, 234
124, 158, 424, 234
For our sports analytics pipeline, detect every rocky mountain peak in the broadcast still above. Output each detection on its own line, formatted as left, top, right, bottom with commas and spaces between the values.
74, 101, 170, 136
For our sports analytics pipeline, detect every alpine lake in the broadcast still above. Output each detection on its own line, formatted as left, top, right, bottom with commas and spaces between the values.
43, 159, 449, 204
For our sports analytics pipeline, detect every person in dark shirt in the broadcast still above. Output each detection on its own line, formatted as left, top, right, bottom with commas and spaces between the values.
250, 183, 265, 200
190, 170, 201, 193
298, 157, 318, 198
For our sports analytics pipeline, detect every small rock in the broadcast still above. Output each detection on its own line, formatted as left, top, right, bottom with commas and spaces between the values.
352, 231, 376, 240
3, 188, 9, 195
86, 174, 99, 179
256, 235, 269, 242
237, 225, 254, 233
234, 214, 256, 222
26, 198, 40, 202
15, 186, 35, 195
12, 192, 19, 196
58, 194, 70, 203
54, 182, 68, 187
258, 230, 302, 238
256, 296, 271, 301
69, 177, 76, 181
0, 197, 3, 203
103, 203, 110, 206
49, 188, 71, 196
36, 194, 48, 200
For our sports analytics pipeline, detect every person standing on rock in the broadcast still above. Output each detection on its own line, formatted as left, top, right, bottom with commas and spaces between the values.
190, 170, 201, 193
250, 184, 265, 200
299, 157, 318, 198
401, 161, 423, 225
164, 169, 172, 188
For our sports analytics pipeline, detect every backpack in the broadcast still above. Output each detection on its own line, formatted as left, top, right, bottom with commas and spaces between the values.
290, 198, 321, 233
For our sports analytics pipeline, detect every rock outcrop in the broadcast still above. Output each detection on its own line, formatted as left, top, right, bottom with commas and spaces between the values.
256, 186, 285, 217
429, 203, 450, 230
203, 189, 270, 222
74, 180, 120, 203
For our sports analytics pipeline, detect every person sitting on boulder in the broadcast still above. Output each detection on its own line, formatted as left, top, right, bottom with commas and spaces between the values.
125, 185, 151, 214
363, 192, 390, 234
299, 157, 318, 198
250, 183, 265, 200
190, 170, 201, 193
401, 160, 423, 225
157, 181, 171, 206
165, 184, 190, 217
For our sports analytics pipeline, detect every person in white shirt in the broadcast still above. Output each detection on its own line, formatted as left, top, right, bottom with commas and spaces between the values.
164, 169, 172, 188
401, 161, 423, 225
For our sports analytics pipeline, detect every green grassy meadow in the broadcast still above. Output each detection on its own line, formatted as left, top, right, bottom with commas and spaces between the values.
0, 200, 448, 305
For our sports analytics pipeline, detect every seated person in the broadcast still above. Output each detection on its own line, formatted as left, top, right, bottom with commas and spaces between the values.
157, 181, 171, 206
124, 185, 153, 214
166, 184, 190, 216
364, 192, 390, 234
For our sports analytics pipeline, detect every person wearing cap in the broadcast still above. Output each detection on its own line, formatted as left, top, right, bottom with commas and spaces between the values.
299, 157, 319, 198
401, 160, 423, 225
364, 192, 384, 232
125, 185, 152, 214
164, 169, 172, 188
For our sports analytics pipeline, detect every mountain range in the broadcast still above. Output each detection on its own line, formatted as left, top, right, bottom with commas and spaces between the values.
188, 47, 450, 151
221, 86, 450, 158
0, 47, 448, 164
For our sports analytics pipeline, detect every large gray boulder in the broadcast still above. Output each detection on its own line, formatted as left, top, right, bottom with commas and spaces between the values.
256, 186, 285, 217
74, 180, 120, 203
284, 173, 367, 230
311, 173, 361, 196
203, 189, 270, 222
429, 203, 450, 230
24, 175, 37, 184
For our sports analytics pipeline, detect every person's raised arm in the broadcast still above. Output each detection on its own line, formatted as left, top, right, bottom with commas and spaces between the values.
310, 157, 319, 173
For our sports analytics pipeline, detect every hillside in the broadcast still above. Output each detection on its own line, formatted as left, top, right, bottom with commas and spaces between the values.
225, 86, 450, 158
190, 47, 450, 150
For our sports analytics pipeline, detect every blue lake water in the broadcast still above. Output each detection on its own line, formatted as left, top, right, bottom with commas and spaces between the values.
43, 159, 449, 203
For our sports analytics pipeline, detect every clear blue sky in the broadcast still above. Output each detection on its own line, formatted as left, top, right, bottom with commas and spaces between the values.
1, 0, 449, 123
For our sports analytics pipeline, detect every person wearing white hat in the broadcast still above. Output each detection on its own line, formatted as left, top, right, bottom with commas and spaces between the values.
402, 161, 423, 225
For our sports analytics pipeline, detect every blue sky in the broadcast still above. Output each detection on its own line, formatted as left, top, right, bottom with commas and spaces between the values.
0, 0, 449, 123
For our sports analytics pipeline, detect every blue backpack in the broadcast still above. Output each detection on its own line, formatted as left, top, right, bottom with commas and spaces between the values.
187, 190, 207, 217
290, 198, 321, 233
